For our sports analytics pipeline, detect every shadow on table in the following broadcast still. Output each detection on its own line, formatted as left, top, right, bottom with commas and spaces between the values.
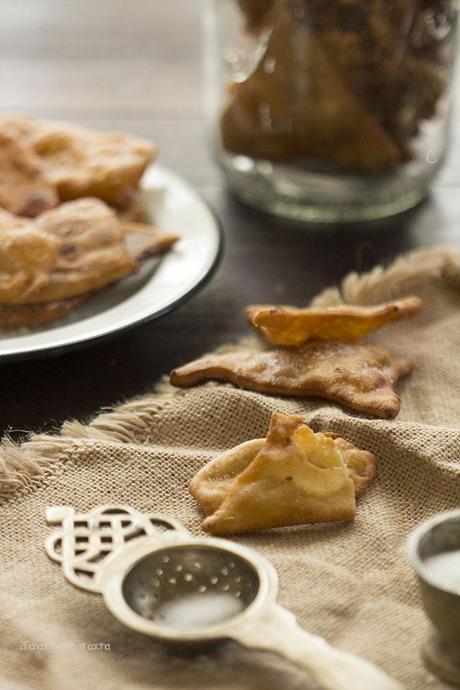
221, 187, 444, 267
107, 636, 319, 690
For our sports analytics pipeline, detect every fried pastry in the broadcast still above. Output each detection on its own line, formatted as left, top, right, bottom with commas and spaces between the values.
190, 423, 376, 521
20, 203, 177, 305
293, 0, 449, 154
193, 412, 369, 534
0, 117, 156, 207
0, 199, 179, 325
122, 222, 179, 262
7, 198, 137, 304
0, 210, 59, 303
323, 433, 376, 499
0, 129, 58, 217
231, 0, 452, 165
170, 342, 412, 418
116, 197, 147, 223
0, 298, 84, 328
246, 296, 423, 346
191, 438, 266, 517
221, 3, 401, 170
237, 0, 275, 30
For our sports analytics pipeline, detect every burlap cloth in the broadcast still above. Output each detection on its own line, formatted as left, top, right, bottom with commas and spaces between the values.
1, 247, 460, 690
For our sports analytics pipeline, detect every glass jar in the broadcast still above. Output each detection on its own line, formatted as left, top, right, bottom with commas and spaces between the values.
203, 0, 459, 222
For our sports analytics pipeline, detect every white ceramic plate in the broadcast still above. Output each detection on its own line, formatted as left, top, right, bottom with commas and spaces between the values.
0, 165, 222, 360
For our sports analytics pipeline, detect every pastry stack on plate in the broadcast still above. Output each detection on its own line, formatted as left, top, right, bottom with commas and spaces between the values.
0, 117, 179, 327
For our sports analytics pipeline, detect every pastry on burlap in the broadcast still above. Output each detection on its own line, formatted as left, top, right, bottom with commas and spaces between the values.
1, 247, 460, 690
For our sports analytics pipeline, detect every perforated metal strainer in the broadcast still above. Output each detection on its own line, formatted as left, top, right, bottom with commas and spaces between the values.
45, 504, 401, 690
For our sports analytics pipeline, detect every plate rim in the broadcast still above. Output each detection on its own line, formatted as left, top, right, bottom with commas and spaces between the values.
0, 166, 223, 362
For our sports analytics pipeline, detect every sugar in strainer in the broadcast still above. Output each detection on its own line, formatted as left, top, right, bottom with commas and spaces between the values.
45, 504, 402, 690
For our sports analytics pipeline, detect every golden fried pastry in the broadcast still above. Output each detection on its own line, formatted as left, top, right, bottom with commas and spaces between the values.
0, 298, 84, 328
0, 210, 59, 303
0, 129, 58, 217
25, 203, 178, 306
323, 433, 376, 499
193, 412, 370, 534
0, 117, 156, 207
190, 423, 375, 523
2, 199, 178, 304
116, 197, 146, 223
7, 198, 137, 304
122, 222, 179, 262
170, 342, 412, 418
246, 296, 424, 346
0, 200, 179, 325
191, 438, 266, 517
231, 0, 451, 165
296, 0, 448, 155
221, 3, 401, 170
237, 0, 275, 30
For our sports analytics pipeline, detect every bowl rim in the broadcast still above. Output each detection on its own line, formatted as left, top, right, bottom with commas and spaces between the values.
406, 508, 460, 596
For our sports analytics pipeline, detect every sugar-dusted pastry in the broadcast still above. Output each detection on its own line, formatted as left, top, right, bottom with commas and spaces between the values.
116, 197, 147, 223
295, 0, 448, 155
18, 198, 137, 303
0, 129, 58, 217
0, 210, 59, 303
237, 0, 274, 31
230, 0, 450, 167
246, 296, 423, 346
191, 412, 376, 534
0, 199, 179, 325
0, 116, 156, 208
322, 433, 376, 500
170, 341, 412, 419
191, 438, 266, 517
221, 2, 401, 170
0, 298, 84, 328
122, 222, 179, 262
190, 423, 376, 522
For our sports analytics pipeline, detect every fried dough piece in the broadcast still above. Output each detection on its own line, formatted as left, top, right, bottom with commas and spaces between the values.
0, 210, 59, 303
297, 0, 449, 154
116, 198, 147, 223
190, 423, 375, 521
0, 223, 179, 328
0, 200, 179, 326
196, 413, 358, 534
0, 129, 58, 217
0, 298, 84, 328
170, 342, 412, 418
246, 297, 424, 346
221, 3, 401, 170
191, 438, 266, 516
323, 433, 376, 500
9, 198, 136, 304
0, 117, 156, 207
237, 0, 275, 30
122, 222, 179, 262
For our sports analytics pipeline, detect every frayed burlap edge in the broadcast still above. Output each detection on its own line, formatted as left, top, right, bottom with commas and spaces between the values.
312, 245, 460, 307
1, 245, 459, 503
0, 390, 179, 504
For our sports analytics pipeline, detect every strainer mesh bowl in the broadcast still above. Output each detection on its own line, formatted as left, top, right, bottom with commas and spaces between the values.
122, 545, 259, 629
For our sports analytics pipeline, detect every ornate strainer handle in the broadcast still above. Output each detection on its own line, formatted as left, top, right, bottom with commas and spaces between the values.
45, 504, 188, 593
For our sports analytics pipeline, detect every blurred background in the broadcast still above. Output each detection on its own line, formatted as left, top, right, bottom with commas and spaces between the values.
2, 0, 460, 432
0, 1, 212, 186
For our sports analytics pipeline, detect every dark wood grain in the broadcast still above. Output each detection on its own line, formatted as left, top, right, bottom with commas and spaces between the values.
1, 0, 459, 434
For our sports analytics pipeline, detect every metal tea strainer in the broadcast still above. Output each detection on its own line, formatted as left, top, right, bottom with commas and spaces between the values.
45, 504, 402, 690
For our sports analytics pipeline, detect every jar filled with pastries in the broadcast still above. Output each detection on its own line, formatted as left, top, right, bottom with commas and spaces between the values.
203, 0, 459, 221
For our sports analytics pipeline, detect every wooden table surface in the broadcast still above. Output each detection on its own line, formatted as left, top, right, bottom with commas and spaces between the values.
1, 0, 459, 435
